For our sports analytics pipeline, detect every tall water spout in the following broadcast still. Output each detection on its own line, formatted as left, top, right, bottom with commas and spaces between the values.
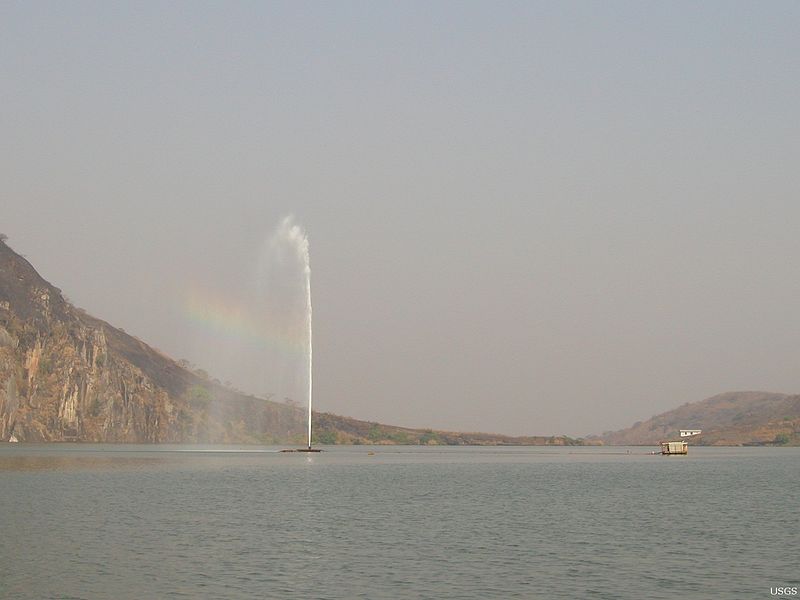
278, 217, 313, 449
303, 233, 312, 450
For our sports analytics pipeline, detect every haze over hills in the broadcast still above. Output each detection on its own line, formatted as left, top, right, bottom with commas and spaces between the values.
2, 236, 797, 447
595, 391, 800, 446
0, 235, 578, 446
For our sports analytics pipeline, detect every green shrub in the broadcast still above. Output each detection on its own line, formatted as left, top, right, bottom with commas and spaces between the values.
419, 431, 440, 445
187, 385, 212, 410
314, 430, 337, 445
390, 431, 410, 444
367, 425, 382, 442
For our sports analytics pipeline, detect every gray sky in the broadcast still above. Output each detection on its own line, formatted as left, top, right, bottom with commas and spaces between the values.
2, 1, 799, 436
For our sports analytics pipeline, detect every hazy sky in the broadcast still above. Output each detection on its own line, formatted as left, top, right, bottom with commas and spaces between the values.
3, 1, 799, 436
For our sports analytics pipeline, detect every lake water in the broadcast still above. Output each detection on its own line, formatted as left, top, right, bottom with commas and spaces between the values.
0, 445, 797, 599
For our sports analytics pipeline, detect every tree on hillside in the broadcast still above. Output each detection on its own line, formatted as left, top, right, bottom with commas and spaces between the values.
774, 433, 790, 445
0, 233, 7, 243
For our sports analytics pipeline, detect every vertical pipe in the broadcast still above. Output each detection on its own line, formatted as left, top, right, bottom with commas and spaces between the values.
306, 255, 312, 450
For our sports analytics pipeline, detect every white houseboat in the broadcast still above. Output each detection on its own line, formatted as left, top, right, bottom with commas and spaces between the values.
660, 440, 688, 455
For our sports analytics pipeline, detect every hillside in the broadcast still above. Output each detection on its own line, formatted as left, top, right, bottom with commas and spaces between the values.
597, 391, 800, 446
0, 236, 577, 446
313, 411, 583, 446
0, 236, 310, 443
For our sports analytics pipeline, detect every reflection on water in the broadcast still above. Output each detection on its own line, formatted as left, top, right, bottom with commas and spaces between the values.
0, 443, 285, 473
0, 454, 167, 472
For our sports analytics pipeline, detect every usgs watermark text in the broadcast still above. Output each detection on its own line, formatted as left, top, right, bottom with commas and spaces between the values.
770, 587, 799, 596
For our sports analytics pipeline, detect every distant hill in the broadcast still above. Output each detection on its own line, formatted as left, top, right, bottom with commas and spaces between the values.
595, 391, 800, 446
0, 235, 577, 446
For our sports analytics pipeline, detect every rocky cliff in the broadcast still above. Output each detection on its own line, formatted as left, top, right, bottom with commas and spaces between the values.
0, 237, 307, 443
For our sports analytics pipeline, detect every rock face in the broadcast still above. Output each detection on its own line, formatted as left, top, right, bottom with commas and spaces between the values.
0, 238, 307, 443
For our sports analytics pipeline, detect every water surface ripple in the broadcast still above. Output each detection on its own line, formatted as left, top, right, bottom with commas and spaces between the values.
0, 445, 797, 599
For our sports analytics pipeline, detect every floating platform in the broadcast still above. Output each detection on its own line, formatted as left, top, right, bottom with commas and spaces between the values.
280, 448, 322, 453
660, 440, 688, 455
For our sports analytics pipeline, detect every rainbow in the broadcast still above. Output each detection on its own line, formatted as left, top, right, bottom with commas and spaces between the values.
182, 287, 307, 356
